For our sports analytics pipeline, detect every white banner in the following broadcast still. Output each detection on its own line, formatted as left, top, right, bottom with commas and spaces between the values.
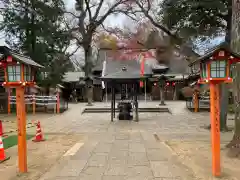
101, 60, 107, 89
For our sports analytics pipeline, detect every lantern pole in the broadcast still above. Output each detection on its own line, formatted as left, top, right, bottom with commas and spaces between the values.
193, 89, 199, 112
7, 88, 11, 114
209, 82, 221, 177
16, 85, 27, 173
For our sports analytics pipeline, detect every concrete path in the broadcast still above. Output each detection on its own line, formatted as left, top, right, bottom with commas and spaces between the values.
37, 101, 214, 180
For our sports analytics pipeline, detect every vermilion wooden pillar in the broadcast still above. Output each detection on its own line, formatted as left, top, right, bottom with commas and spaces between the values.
193, 90, 199, 112
209, 82, 220, 177
16, 86, 27, 173
7, 88, 11, 114
32, 94, 36, 115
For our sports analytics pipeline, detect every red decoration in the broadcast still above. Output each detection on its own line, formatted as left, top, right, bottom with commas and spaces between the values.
0, 120, 3, 136
6, 56, 12, 62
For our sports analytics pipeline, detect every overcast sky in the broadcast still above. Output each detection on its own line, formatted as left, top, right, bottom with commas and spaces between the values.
0, 0, 127, 47
0, 0, 223, 55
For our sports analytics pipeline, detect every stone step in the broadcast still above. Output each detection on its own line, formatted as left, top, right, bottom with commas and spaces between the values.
82, 107, 170, 114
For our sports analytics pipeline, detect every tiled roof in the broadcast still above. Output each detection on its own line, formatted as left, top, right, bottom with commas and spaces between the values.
189, 42, 240, 66
98, 66, 151, 81
104, 59, 152, 75
93, 49, 192, 75
0, 46, 43, 68
10, 51, 44, 68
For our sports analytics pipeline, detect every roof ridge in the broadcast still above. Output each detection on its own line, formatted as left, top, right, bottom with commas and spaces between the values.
10, 50, 31, 59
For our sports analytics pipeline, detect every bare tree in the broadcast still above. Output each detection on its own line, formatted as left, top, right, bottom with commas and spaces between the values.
63, 0, 134, 105
128, 0, 199, 59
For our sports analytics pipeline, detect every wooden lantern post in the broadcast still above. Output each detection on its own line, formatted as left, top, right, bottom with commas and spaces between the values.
0, 47, 43, 173
189, 43, 240, 177
193, 89, 199, 112
7, 88, 11, 114
56, 85, 61, 114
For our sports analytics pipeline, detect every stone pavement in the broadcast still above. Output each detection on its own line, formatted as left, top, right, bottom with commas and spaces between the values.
35, 101, 232, 180
40, 134, 195, 180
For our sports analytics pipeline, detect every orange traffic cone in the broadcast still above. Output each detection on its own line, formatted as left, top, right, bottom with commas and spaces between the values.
32, 121, 45, 142
0, 135, 10, 163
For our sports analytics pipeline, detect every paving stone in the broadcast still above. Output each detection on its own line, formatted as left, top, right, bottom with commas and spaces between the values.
87, 153, 108, 167
37, 102, 213, 180
126, 166, 153, 177
112, 140, 129, 150
129, 133, 142, 142
115, 133, 130, 140
141, 132, 156, 142
144, 141, 163, 149
108, 150, 128, 164
39, 160, 67, 180
42, 177, 78, 180
81, 166, 106, 175
102, 175, 127, 180
71, 142, 98, 160
125, 175, 154, 180
129, 143, 146, 152
150, 161, 183, 178
94, 143, 113, 153
58, 160, 87, 177
127, 152, 149, 166
78, 173, 103, 180
146, 149, 172, 161
153, 178, 182, 180
71, 150, 92, 160
104, 164, 128, 176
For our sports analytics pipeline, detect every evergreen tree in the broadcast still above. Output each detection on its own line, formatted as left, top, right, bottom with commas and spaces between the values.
159, 0, 231, 131
159, 0, 231, 42
0, 0, 72, 87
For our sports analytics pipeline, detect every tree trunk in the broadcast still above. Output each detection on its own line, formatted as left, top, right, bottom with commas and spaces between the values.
173, 85, 177, 100
159, 80, 166, 105
219, 83, 229, 131
84, 45, 93, 106
226, 63, 240, 149
219, 9, 232, 131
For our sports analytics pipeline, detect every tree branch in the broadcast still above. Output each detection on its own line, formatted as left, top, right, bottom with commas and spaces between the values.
135, 1, 178, 41
95, 0, 129, 27
92, 0, 105, 21
67, 46, 81, 57
84, 0, 92, 20
113, 9, 138, 21
64, 11, 80, 18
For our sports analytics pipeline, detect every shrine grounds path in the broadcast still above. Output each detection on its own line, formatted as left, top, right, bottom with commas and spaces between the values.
2, 101, 240, 180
